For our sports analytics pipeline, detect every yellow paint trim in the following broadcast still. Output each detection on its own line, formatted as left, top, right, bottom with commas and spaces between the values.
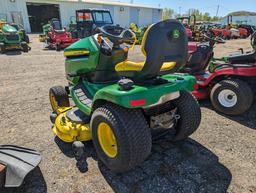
115, 60, 145, 72
6, 45, 21, 49
97, 122, 117, 158
141, 24, 154, 57
130, 33, 137, 50
64, 50, 90, 57
115, 60, 176, 72
161, 62, 177, 71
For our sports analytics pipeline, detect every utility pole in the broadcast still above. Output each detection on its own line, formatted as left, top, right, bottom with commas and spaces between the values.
179, 6, 181, 15
216, 5, 220, 17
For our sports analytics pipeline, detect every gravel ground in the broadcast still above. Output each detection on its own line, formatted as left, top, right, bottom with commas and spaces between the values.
0, 35, 255, 193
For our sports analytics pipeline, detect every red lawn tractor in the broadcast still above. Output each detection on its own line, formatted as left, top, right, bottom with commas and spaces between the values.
210, 27, 231, 40
227, 16, 249, 39
185, 27, 193, 40
229, 26, 248, 39
45, 18, 79, 51
183, 34, 256, 115
176, 16, 193, 40
238, 27, 248, 38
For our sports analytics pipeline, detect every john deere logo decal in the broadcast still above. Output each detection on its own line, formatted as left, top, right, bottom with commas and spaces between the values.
173, 30, 180, 39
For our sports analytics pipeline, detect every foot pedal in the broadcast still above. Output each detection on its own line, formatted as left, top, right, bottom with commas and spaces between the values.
66, 107, 90, 124
74, 85, 92, 108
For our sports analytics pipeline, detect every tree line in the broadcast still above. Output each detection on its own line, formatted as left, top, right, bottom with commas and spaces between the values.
163, 8, 222, 22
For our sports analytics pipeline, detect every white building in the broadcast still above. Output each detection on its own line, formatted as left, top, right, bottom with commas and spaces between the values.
0, 0, 162, 32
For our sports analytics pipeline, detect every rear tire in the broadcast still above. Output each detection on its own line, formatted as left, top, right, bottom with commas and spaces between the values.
210, 79, 253, 115
91, 103, 152, 173
49, 86, 70, 113
0, 43, 5, 54
172, 91, 201, 141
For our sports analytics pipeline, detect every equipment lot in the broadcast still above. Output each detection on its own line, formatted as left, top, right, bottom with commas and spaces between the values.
0, 35, 255, 193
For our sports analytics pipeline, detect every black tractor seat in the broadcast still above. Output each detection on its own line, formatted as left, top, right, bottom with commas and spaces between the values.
227, 50, 256, 64
115, 20, 188, 82
186, 43, 213, 74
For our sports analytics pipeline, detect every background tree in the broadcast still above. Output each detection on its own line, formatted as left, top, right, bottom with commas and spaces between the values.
162, 8, 174, 20
203, 12, 211, 21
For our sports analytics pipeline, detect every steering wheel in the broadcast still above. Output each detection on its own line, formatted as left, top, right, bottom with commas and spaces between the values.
251, 31, 256, 49
203, 33, 225, 44
99, 25, 136, 45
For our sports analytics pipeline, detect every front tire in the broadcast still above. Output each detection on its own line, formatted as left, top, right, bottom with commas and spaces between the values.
172, 91, 201, 141
91, 103, 152, 173
49, 86, 70, 114
210, 79, 253, 115
21, 42, 29, 52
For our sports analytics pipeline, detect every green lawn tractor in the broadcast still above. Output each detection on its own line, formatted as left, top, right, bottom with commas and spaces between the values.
39, 22, 51, 42
0, 21, 30, 54
49, 20, 201, 173
129, 23, 148, 44
10, 23, 30, 43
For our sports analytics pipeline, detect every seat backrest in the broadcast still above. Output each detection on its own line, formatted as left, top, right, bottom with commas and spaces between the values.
51, 19, 62, 30
136, 19, 188, 81
228, 51, 256, 64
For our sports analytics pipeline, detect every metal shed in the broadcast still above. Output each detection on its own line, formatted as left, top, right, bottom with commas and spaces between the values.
219, 15, 256, 26
0, 0, 162, 32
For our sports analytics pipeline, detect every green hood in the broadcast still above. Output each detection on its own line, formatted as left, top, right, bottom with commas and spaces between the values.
2, 24, 17, 33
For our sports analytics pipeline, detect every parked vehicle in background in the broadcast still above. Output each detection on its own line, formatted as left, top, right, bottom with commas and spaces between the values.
42, 18, 79, 51
182, 34, 256, 115
176, 16, 194, 40
10, 23, 30, 43
129, 23, 148, 44
74, 9, 113, 38
0, 14, 30, 53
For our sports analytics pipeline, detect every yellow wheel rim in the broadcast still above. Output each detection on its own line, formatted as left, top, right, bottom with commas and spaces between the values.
49, 92, 59, 113
97, 122, 118, 158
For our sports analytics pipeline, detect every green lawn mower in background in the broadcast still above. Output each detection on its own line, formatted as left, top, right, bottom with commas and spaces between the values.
0, 19, 30, 54
39, 22, 51, 42
129, 23, 148, 44
10, 23, 30, 43
49, 20, 201, 173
